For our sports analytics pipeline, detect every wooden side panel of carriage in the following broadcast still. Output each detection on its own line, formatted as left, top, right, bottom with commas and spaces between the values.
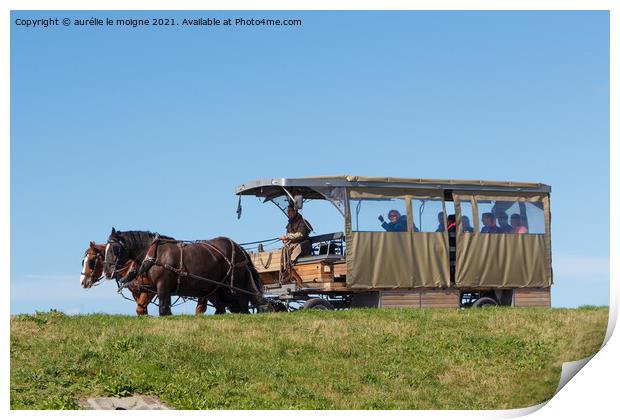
295, 262, 333, 283
250, 250, 337, 288
379, 290, 421, 308
333, 262, 347, 280
380, 289, 460, 309
250, 251, 282, 273
512, 288, 551, 307
249, 251, 280, 286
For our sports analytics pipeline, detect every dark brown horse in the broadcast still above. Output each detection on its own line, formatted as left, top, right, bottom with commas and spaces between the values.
103, 229, 268, 316
80, 242, 180, 315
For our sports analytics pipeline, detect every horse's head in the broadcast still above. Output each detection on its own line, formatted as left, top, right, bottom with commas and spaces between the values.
103, 227, 130, 279
80, 241, 105, 288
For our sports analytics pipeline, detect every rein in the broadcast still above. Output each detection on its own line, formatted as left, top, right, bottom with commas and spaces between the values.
116, 287, 189, 309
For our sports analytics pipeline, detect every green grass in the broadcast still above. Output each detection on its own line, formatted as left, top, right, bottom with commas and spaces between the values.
10, 307, 608, 409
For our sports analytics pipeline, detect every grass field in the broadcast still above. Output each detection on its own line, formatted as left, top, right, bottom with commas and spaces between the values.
10, 307, 608, 410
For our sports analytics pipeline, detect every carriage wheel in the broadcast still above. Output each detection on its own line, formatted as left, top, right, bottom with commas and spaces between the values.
471, 297, 498, 308
268, 300, 288, 312
303, 298, 335, 310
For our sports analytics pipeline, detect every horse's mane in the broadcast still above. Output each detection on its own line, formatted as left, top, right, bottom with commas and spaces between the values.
112, 230, 175, 256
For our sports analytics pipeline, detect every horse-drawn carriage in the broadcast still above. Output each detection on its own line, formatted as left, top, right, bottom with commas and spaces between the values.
81, 175, 552, 315
236, 175, 553, 309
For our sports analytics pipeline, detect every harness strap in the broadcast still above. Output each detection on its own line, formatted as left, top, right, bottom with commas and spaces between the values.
258, 251, 273, 269
175, 242, 185, 295
229, 239, 235, 288
200, 240, 247, 290
143, 239, 160, 264
115, 259, 138, 290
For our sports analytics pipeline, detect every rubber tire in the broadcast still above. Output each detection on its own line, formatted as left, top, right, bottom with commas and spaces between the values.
269, 300, 289, 312
303, 298, 335, 310
472, 297, 499, 308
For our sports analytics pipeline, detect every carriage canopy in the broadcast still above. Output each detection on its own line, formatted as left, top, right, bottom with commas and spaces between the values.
236, 176, 552, 290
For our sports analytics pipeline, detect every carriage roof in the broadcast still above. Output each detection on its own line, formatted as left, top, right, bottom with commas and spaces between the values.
235, 175, 551, 199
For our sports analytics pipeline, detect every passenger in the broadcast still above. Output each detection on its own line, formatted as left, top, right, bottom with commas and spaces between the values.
480, 212, 499, 233
378, 209, 408, 232
510, 214, 529, 234
435, 211, 445, 232
447, 214, 457, 232
447, 214, 457, 284
462, 215, 474, 233
496, 211, 513, 233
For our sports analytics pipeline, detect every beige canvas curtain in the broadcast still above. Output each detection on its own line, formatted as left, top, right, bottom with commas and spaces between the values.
346, 189, 450, 289
452, 191, 552, 288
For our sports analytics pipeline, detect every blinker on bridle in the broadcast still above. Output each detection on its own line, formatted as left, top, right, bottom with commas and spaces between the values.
105, 240, 126, 279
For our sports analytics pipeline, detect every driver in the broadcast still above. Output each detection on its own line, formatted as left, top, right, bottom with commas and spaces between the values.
279, 205, 312, 247
279, 205, 313, 280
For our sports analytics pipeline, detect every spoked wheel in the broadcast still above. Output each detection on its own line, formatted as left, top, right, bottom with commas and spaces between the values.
471, 297, 499, 308
303, 298, 335, 310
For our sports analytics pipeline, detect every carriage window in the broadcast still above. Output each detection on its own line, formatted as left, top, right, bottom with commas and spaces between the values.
476, 199, 545, 234
459, 200, 474, 233
477, 200, 504, 234
351, 197, 408, 232
522, 202, 545, 234
313, 186, 346, 217
411, 198, 444, 233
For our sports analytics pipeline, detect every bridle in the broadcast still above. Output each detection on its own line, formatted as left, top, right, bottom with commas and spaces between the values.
104, 240, 126, 281
81, 248, 104, 285
104, 239, 143, 290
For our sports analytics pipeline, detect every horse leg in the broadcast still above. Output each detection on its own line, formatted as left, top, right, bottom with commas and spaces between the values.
237, 297, 251, 314
135, 292, 151, 316
130, 288, 145, 316
209, 292, 227, 315
158, 286, 172, 316
195, 296, 208, 315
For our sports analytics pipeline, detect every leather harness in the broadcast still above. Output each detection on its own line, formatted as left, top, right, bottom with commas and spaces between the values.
140, 237, 262, 298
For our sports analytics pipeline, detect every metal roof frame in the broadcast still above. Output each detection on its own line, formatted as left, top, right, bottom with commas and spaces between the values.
235, 175, 551, 197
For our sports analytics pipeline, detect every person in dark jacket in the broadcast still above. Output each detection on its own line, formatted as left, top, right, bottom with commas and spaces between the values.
462, 215, 474, 233
496, 211, 513, 233
278, 205, 313, 284
480, 212, 499, 233
279, 205, 311, 244
378, 209, 408, 232
435, 211, 445, 232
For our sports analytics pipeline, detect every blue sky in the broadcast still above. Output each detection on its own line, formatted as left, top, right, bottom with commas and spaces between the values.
10, 10, 609, 314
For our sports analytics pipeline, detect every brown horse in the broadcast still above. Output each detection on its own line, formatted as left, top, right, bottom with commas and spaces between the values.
80, 241, 209, 316
103, 229, 271, 316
